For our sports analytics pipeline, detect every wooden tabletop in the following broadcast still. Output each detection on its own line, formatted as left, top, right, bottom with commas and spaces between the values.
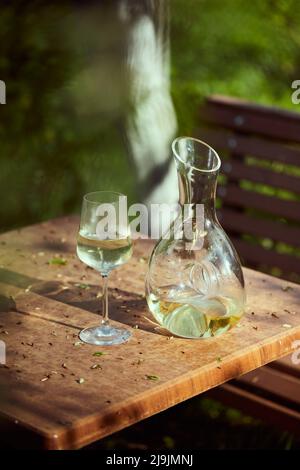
0, 216, 299, 449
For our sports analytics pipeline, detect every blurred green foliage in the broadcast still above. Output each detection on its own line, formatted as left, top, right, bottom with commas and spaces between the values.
0, 1, 135, 231
0, 0, 300, 231
172, 0, 300, 133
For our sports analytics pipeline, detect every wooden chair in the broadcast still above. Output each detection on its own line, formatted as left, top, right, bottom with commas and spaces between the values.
196, 95, 300, 437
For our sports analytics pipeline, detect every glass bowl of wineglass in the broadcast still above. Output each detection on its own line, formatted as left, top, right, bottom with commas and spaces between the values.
76, 191, 132, 345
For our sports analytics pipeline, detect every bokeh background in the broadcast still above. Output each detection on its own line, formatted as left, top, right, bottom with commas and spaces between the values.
1, 0, 300, 232
0, 0, 300, 450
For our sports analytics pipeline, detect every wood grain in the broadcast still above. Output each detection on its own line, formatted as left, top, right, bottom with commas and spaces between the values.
0, 215, 299, 449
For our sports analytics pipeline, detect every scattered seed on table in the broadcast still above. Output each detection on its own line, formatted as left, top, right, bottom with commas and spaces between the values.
90, 364, 102, 370
75, 283, 90, 290
77, 378, 85, 384
49, 257, 68, 266
132, 359, 143, 365
282, 324, 292, 328
146, 375, 159, 381
271, 313, 279, 319
282, 286, 292, 292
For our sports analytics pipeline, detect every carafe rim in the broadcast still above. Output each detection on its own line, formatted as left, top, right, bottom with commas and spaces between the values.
172, 136, 221, 174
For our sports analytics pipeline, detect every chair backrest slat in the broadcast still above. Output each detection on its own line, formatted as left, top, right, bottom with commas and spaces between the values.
217, 185, 300, 223
198, 95, 300, 280
202, 95, 300, 142
231, 236, 300, 276
222, 160, 300, 195
199, 128, 300, 166
218, 208, 300, 248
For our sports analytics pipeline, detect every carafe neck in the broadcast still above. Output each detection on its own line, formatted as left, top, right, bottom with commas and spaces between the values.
177, 163, 218, 217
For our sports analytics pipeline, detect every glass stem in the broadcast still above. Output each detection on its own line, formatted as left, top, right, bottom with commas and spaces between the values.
101, 274, 109, 326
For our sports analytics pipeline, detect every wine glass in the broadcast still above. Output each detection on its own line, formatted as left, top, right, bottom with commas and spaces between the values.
76, 191, 132, 345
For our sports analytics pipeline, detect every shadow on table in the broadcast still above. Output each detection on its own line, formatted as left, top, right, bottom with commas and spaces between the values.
0, 267, 166, 335
35, 281, 165, 336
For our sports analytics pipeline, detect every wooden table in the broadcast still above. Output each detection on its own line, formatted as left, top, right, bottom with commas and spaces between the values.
0, 216, 299, 449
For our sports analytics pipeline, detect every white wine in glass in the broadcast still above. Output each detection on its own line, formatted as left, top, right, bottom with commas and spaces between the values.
77, 233, 132, 274
76, 191, 132, 345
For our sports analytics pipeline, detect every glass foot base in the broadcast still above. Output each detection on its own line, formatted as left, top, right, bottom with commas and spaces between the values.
79, 325, 131, 346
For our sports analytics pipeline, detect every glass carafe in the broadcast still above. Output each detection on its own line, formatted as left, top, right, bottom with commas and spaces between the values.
146, 137, 246, 338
